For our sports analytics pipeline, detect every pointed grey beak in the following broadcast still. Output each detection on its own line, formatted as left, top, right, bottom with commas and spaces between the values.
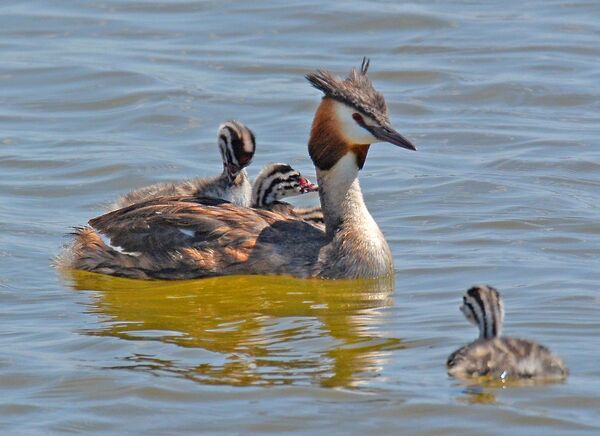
369, 125, 416, 151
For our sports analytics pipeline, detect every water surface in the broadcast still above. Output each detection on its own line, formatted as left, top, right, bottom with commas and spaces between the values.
1, 0, 600, 433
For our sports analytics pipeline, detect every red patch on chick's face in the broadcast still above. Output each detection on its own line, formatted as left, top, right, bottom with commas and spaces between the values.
298, 177, 319, 193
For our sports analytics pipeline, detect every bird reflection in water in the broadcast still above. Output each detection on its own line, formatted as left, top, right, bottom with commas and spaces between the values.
454, 374, 569, 405
63, 271, 403, 388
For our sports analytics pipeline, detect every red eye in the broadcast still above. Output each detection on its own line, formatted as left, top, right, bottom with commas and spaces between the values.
352, 112, 365, 126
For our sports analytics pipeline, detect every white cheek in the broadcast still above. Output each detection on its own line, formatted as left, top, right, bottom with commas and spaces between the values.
334, 103, 378, 144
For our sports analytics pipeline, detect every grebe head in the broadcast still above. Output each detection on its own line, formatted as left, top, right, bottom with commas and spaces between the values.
460, 285, 505, 340
306, 58, 416, 171
217, 120, 256, 182
252, 163, 318, 208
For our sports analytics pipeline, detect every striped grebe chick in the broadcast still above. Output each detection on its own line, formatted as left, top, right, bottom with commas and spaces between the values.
252, 163, 323, 225
447, 285, 568, 381
108, 120, 256, 210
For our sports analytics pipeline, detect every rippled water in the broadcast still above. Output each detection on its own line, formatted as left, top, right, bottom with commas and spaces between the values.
2, 0, 600, 433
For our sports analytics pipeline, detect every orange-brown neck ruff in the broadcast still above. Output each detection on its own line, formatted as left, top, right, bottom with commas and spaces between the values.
308, 98, 371, 171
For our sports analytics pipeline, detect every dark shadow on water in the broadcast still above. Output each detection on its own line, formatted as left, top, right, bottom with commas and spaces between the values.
62, 270, 404, 388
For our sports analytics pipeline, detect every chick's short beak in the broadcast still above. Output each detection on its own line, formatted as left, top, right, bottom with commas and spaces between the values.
226, 163, 241, 181
299, 177, 319, 193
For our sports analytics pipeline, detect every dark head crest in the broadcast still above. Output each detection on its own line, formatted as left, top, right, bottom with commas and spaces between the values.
305, 57, 389, 126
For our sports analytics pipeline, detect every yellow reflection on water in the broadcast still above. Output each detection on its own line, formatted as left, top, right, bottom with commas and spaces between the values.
64, 270, 403, 388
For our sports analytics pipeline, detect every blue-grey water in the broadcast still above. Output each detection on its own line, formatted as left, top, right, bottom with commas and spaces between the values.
1, 0, 600, 433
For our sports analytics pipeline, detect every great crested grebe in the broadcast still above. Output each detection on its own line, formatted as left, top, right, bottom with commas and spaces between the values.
59, 59, 416, 280
251, 163, 322, 224
108, 120, 256, 210
447, 285, 568, 381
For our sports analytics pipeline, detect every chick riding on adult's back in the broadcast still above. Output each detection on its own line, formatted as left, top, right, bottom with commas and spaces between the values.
108, 121, 256, 210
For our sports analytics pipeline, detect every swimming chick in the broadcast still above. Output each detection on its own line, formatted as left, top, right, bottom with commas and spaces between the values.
447, 285, 568, 381
108, 120, 256, 210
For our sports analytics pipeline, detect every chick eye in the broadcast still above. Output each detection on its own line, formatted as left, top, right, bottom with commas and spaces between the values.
352, 112, 366, 126
238, 152, 252, 165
